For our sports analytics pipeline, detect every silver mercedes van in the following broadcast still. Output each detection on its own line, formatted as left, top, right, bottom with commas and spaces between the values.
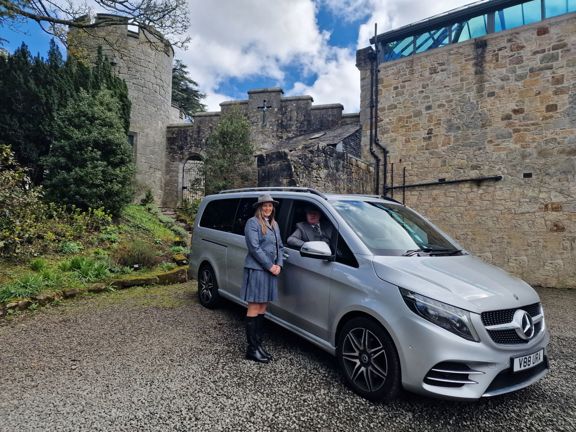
188, 187, 549, 401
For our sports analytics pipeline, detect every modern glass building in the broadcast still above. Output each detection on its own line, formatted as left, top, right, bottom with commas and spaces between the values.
374, 0, 576, 63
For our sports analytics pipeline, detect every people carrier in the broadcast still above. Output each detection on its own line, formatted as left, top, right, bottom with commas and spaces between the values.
188, 187, 549, 401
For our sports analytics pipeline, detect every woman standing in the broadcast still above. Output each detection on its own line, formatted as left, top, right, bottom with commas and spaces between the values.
241, 194, 284, 363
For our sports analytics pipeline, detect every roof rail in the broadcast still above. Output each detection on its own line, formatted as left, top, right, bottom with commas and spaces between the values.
218, 187, 328, 200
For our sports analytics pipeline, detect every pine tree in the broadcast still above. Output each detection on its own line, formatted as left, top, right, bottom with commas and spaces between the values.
172, 59, 206, 118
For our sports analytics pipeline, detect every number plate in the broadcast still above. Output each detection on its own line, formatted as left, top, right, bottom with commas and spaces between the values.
512, 349, 544, 372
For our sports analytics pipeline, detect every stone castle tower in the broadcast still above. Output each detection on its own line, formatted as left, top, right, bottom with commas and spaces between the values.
69, 14, 178, 203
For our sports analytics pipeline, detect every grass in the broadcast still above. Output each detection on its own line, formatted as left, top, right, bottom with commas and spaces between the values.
120, 205, 179, 244
0, 204, 191, 304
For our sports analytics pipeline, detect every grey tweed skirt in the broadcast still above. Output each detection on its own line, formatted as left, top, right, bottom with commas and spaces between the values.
241, 268, 278, 303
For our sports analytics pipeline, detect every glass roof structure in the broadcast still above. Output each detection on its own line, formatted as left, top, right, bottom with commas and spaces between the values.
373, 0, 576, 63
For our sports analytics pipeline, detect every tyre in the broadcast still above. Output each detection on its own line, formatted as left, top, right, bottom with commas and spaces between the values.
337, 317, 401, 402
197, 264, 220, 309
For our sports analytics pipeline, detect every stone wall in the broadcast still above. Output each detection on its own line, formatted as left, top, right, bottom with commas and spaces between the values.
163, 88, 367, 206
357, 13, 576, 288
257, 145, 373, 194
164, 113, 221, 207
69, 14, 174, 204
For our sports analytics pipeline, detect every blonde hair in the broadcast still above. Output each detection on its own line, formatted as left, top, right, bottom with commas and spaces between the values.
254, 204, 277, 235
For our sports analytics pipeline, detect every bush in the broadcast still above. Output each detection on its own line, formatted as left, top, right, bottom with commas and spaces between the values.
59, 241, 83, 254
112, 240, 159, 269
0, 144, 47, 257
177, 198, 201, 226
43, 89, 134, 218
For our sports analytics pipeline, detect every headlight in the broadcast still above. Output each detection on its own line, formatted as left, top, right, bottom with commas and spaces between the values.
400, 288, 480, 342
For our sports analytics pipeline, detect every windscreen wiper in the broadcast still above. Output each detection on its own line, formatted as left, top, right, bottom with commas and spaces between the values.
402, 247, 462, 256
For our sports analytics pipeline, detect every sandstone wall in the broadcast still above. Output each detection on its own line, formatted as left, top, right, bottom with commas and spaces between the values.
69, 15, 174, 204
357, 13, 576, 287
257, 145, 373, 194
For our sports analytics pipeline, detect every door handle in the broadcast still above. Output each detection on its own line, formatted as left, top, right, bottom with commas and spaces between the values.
283, 252, 290, 260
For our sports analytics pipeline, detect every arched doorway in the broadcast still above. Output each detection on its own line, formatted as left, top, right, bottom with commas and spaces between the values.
181, 155, 204, 203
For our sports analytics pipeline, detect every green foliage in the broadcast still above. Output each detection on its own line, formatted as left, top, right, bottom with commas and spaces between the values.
0, 144, 47, 256
170, 245, 189, 255
177, 197, 201, 226
121, 205, 178, 243
0, 145, 115, 259
171, 59, 206, 118
204, 108, 254, 194
140, 189, 155, 206
59, 256, 110, 282
159, 262, 177, 271
43, 89, 135, 217
0, 274, 44, 302
59, 241, 83, 254
112, 240, 159, 269
30, 258, 48, 272
0, 43, 131, 184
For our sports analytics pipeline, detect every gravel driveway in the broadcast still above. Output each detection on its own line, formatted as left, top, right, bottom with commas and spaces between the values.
0, 283, 574, 432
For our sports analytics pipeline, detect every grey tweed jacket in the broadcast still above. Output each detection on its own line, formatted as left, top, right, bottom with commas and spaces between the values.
287, 221, 334, 249
244, 217, 284, 271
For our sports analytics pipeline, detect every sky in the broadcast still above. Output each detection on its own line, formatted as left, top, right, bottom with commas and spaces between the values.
0, 0, 477, 112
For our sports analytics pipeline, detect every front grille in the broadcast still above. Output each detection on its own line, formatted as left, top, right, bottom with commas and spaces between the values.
424, 362, 483, 388
481, 303, 541, 326
481, 303, 543, 345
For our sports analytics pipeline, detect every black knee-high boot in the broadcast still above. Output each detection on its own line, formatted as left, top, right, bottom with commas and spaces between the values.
257, 314, 273, 360
246, 317, 269, 363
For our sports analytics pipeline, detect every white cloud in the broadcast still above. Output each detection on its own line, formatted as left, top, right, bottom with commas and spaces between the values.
174, 0, 477, 112
288, 47, 360, 112
175, 0, 328, 109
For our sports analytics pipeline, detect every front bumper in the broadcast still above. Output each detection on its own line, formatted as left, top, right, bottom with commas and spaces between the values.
397, 312, 550, 400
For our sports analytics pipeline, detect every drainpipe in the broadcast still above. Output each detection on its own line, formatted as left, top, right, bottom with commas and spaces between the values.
373, 23, 388, 196
368, 47, 380, 195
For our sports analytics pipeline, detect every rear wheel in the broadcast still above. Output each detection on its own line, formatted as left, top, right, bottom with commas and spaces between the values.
197, 264, 220, 309
337, 317, 401, 402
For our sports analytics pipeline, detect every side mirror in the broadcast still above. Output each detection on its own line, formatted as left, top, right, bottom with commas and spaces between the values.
300, 241, 334, 261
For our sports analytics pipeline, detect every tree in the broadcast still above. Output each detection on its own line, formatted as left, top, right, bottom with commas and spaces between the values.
204, 109, 254, 195
0, 42, 131, 184
0, 0, 190, 48
43, 89, 134, 217
172, 59, 206, 118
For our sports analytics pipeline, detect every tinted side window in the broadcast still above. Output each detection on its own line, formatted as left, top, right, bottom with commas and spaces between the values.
233, 198, 257, 234
232, 197, 284, 235
199, 199, 240, 232
336, 236, 359, 268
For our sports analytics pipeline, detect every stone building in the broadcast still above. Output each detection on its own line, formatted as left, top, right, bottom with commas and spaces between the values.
164, 88, 372, 207
357, 0, 576, 287
69, 14, 181, 204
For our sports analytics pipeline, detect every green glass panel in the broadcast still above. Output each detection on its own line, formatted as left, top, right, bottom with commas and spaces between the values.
522, 0, 542, 24
545, 0, 568, 17
468, 15, 488, 37
502, 4, 524, 30
415, 33, 435, 53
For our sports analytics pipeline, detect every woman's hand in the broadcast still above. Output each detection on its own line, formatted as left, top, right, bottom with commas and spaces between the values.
269, 264, 281, 276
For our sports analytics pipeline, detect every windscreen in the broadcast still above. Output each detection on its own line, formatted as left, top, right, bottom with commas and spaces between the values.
332, 200, 460, 256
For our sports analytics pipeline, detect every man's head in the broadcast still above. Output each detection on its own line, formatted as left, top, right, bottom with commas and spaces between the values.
305, 207, 321, 225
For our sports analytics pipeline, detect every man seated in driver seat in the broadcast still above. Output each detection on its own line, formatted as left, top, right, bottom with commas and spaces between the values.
287, 206, 334, 249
